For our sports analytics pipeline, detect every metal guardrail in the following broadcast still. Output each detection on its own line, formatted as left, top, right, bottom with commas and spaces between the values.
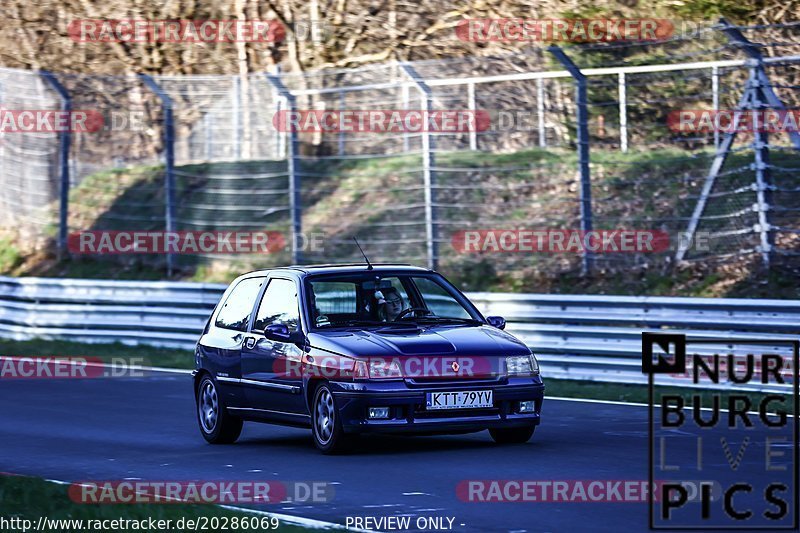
0, 276, 796, 392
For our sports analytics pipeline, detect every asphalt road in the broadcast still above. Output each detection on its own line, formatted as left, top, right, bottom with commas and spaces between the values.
0, 373, 795, 532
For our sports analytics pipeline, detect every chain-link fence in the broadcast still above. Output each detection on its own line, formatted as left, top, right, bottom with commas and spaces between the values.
0, 21, 798, 285
0, 67, 63, 243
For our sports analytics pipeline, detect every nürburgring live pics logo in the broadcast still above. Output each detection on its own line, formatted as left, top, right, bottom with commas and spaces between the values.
644, 332, 798, 529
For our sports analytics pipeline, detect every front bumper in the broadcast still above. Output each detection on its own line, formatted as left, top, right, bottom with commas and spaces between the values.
329, 377, 544, 434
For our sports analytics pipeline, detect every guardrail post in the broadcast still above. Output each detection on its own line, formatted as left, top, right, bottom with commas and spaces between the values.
40, 72, 71, 261
139, 75, 177, 276
401, 63, 437, 271
549, 46, 593, 276
265, 73, 302, 264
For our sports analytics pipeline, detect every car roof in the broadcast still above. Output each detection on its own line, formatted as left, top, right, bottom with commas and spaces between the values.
240, 263, 431, 277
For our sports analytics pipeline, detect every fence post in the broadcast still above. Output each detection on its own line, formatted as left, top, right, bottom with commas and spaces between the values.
271, 66, 286, 159
204, 113, 213, 160
711, 65, 720, 151
401, 63, 437, 271
265, 73, 302, 264
40, 72, 71, 261
537, 78, 546, 148
232, 76, 242, 160
718, 18, 800, 150
718, 22, 774, 268
618, 72, 628, 152
401, 83, 410, 152
467, 82, 477, 151
139, 75, 177, 276
338, 90, 346, 156
677, 20, 800, 264
549, 46, 593, 276
752, 82, 773, 268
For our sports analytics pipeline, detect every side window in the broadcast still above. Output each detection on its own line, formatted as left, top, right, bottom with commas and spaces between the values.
215, 277, 265, 331
253, 278, 300, 332
412, 277, 470, 318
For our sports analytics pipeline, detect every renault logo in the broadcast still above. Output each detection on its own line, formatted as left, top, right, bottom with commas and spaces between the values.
451, 361, 460, 372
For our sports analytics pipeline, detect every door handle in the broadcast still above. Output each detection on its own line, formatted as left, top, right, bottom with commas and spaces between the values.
244, 336, 257, 349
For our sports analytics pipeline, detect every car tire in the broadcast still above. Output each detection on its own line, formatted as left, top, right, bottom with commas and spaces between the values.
197, 375, 243, 444
311, 383, 355, 454
489, 426, 535, 444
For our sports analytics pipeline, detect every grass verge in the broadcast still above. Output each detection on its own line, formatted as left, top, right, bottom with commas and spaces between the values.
0, 474, 313, 532
546, 378, 795, 416
0, 339, 194, 370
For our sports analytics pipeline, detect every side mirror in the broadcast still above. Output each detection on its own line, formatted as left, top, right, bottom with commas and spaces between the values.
264, 323, 306, 345
264, 323, 291, 341
486, 316, 506, 330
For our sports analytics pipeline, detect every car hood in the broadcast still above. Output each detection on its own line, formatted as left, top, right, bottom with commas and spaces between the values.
307, 325, 531, 358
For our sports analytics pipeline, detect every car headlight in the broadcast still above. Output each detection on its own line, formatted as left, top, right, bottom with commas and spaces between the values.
506, 353, 539, 377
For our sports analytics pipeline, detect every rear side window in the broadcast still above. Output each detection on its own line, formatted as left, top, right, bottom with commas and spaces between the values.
215, 277, 265, 331
310, 281, 357, 315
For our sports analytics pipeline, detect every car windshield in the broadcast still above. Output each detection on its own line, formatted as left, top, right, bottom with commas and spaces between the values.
306, 272, 482, 329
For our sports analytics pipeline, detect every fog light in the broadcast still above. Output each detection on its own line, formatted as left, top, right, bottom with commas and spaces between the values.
368, 407, 390, 419
518, 401, 535, 413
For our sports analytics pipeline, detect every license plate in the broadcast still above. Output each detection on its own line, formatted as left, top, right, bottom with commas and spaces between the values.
426, 390, 493, 410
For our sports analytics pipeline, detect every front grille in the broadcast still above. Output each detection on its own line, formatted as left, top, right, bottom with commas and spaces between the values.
404, 376, 504, 388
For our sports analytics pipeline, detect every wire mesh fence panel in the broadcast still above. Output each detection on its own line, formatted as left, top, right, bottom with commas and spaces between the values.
0, 68, 62, 248
0, 22, 798, 283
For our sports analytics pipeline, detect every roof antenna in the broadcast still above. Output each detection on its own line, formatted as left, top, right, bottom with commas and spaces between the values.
353, 237, 373, 270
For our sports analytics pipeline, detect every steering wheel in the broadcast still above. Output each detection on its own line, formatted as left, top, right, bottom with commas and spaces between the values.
395, 307, 433, 320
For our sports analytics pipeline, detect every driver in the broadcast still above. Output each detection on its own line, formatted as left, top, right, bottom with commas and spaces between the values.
376, 287, 404, 322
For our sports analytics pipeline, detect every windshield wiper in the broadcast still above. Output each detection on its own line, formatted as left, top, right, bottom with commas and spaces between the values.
333, 319, 409, 328
406, 316, 484, 326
